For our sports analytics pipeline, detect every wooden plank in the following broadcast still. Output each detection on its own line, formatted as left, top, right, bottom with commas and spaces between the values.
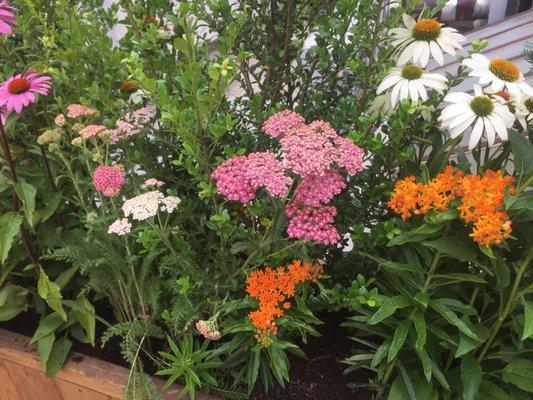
55, 379, 115, 400
0, 360, 22, 400
4, 361, 62, 400
0, 328, 220, 400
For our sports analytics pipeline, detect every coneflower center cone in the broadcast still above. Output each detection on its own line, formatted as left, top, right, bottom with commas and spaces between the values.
412, 19, 441, 41
489, 59, 520, 82
470, 96, 494, 117
7, 78, 30, 94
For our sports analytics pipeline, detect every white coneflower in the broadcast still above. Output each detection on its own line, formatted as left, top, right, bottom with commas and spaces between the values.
390, 14, 465, 67
439, 85, 515, 150
462, 54, 533, 101
376, 64, 447, 107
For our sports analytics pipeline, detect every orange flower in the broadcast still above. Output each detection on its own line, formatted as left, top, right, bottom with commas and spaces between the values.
388, 167, 515, 246
246, 260, 322, 344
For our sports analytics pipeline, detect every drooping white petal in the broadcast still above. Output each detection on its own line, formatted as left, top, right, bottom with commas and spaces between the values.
377, 74, 403, 93
420, 42, 430, 67
507, 83, 522, 102
397, 42, 417, 66
402, 13, 416, 29
488, 114, 508, 141
409, 80, 419, 102
468, 117, 484, 149
483, 117, 496, 146
399, 80, 410, 101
390, 80, 402, 106
491, 78, 505, 93
450, 114, 476, 138
436, 36, 455, 55
429, 41, 444, 66
443, 92, 472, 104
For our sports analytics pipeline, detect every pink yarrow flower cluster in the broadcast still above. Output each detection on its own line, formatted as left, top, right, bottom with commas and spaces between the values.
212, 152, 293, 203
108, 105, 156, 143
92, 165, 125, 197
213, 110, 364, 245
0, 70, 52, 114
79, 124, 107, 139
196, 320, 221, 341
66, 104, 100, 119
0, 1, 16, 36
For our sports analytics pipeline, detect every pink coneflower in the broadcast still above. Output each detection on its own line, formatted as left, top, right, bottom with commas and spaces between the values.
0, 70, 52, 113
0, 1, 16, 36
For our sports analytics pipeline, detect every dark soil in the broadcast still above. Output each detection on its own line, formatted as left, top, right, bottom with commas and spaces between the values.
251, 312, 374, 400
1, 308, 374, 400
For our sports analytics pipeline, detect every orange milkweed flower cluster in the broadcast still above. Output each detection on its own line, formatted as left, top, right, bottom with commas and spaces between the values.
246, 260, 322, 345
388, 167, 515, 246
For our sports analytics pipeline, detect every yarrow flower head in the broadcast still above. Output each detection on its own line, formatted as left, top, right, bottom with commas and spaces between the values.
262, 110, 305, 138
121, 191, 180, 221
376, 64, 447, 107
143, 178, 165, 188
388, 167, 514, 246
390, 14, 465, 67
246, 260, 322, 345
108, 105, 156, 143
66, 104, 100, 119
285, 203, 340, 245
293, 169, 346, 207
0, 70, 52, 113
0, 1, 16, 36
107, 218, 132, 236
37, 128, 62, 151
92, 165, 125, 197
54, 114, 66, 127
79, 124, 108, 139
212, 152, 292, 203
196, 319, 221, 341
462, 54, 533, 101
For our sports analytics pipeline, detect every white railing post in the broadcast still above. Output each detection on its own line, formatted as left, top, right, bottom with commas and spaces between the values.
488, 0, 508, 24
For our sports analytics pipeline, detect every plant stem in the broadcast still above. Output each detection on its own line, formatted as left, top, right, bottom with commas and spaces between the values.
477, 246, 533, 361
422, 251, 442, 292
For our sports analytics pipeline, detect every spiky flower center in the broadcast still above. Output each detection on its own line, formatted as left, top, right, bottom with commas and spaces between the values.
412, 19, 441, 41
7, 78, 30, 94
470, 96, 494, 117
525, 98, 533, 113
489, 59, 520, 82
401, 64, 423, 80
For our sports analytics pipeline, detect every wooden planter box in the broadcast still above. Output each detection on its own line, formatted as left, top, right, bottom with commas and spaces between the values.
0, 328, 219, 400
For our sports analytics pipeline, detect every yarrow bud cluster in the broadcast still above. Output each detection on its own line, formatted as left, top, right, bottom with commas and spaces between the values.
92, 165, 125, 197
66, 103, 100, 119
108, 105, 156, 143
37, 128, 62, 151
195, 319, 221, 341
212, 110, 364, 245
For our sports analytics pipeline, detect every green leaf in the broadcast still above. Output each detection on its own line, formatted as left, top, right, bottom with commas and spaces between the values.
502, 359, 533, 393
423, 237, 477, 262
477, 380, 510, 400
368, 295, 412, 325
31, 313, 65, 343
40, 191, 62, 222
361, 253, 425, 273
521, 298, 533, 340
246, 348, 260, 393
509, 130, 533, 183
54, 266, 79, 289
37, 269, 67, 320
492, 256, 510, 289
388, 320, 410, 363
0, 212, 22, 265
14, 181, 36, 227
413, 310, 426, 351
456, 333, 482, 358
430, 299, 478, 339
73, 295, 95, 346
46, 337, 72, 377
37, 333, 55, 365
461, 356, 482, 400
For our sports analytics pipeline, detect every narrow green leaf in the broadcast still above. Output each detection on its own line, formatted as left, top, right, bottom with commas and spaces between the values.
37, 333, 55, 365
31, 313, 64, 343
388, 320, 410, 362
0, 212, 22, 265
461, 356, 482, 400
46, 337, 72, 377
368, 295, 412, 325
14, 181, 36, 227
413, 310, 426, 351
521, 298, 533, 340
73, 295, 95, 347
37, 269, 67, 320
477, 380, 510, 400
423, 237, 477, 262
430, 300, 478, 339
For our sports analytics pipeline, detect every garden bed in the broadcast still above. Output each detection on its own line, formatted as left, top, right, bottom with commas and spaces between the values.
0, 328, 219, 400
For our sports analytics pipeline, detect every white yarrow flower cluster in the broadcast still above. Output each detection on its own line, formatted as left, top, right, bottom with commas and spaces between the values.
108, 218, 132, 236
123, 191, 165, 221
160, 196, 181, 213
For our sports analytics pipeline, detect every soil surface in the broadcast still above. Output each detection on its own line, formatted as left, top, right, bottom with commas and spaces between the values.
251, 312, 373, 400
1, 309, 374, 399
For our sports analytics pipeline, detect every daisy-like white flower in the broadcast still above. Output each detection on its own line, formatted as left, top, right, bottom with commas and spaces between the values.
390, 14, 465, 67
439, 85, 515, 150
0, 70, 52, 113
376, 64, 447, 106
0, 1, 16, 36
514, 96, 533, 130
462, 54, 533, 101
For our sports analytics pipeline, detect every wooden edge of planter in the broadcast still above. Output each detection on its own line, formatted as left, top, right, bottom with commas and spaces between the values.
0, 328, 219, 400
